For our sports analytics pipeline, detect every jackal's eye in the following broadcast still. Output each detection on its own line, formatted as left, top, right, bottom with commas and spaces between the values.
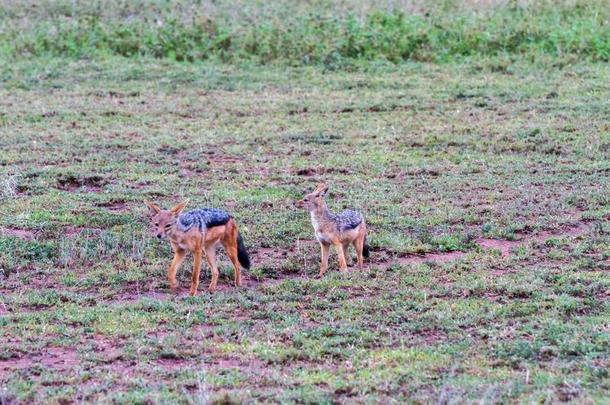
154, 222, 159, 227
164, 224, 171, 229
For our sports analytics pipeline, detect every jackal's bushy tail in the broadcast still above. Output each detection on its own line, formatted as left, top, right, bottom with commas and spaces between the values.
363, 235, 370, 258
237, 232, 251, 270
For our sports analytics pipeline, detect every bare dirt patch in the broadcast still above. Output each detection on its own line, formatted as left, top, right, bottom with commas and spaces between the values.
0, 270, 59, 299
0, 356, 34, 378
1, 227, 36, 240
478, 220, 592, 257
404, 250, 467, 265
0, 346, 79, 379
154, 357, 194, 370
374, 220, 594, 269
95, 200, 128, 213
82, 334, 138, 376
42, 347, 80, 369
212, 275, 262, 293
372, 248, 466, 270
533, 221, 591, 240
56, 174, 108, 192
416, 329, 447, 345
476, 238, 519, 258
253, 247, 290, 262
205, 151, 240, 165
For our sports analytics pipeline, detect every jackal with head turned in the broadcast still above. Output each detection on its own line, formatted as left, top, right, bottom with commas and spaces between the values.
144, 200, 250, 295
297, 183, 369, 276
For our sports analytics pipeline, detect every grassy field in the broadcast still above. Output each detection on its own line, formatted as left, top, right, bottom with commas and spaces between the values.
1, 1, 609, 404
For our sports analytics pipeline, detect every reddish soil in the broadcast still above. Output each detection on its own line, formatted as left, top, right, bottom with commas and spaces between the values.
374, 220, 593, 269
399, 250, 467, 266
253, 247, 292, 262
477, 221, 592, 258
96, 200, 128, 213
476, 238, 518, 258
155, 357, 193, 370
0, 346, 80, 379
416, 329, 447, 345
2, 227, 36, 240
0, 356, 35, 377
205, 151, 240, 165
212, 276, 262, 293
534, 221, 591, 240
56, 174, 107, 193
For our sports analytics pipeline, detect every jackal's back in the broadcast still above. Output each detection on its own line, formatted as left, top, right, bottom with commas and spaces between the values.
178, 208, 231, 232
331, 209, 363, 231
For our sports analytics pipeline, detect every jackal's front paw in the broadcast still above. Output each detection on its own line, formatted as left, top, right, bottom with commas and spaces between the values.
189, 289, 198, 296
207, 285, 217, 293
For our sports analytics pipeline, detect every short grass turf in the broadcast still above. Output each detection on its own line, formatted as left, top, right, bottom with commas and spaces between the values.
0, 57, 609, 403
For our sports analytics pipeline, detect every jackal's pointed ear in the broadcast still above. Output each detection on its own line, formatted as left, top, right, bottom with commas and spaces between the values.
144, 200, 161, 216
314, 183, 329, 197
170, 199, 189, 216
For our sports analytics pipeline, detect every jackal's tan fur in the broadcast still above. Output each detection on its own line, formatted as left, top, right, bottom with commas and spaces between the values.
145, 200, 246, 295
297, 183, 368, 276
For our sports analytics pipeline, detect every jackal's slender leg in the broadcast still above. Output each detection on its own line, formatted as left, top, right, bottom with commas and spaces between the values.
168, 249, 186, 292
334, 242, 348, 272
204, 246, 219, 291
343, 242, 351, 266
354, 236, 364, 269
224, 241, 241, 287
318, 243, 330, 277
190, 249, 202, 296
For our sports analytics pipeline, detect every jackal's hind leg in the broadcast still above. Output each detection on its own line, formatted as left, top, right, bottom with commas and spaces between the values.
190, 249, 203, 296
353, 237, 364, 269
204, 247, 219, 292
223, 241, 242, 287
334, 242, 348, 272
343, 242, 352, 266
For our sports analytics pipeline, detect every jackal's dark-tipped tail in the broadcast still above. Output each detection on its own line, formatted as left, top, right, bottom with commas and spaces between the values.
363, 235, 370, 258
237, 232, 251, 270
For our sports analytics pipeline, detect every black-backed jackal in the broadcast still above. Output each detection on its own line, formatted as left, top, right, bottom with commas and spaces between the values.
296, 183, 369, 276
145, 200, 250, 295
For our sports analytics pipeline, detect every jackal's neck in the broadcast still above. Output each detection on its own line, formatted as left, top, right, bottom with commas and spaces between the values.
310, 201, 333, 224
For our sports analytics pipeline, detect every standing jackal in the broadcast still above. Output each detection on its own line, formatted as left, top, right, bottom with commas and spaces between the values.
145, 200, 250, 295
297, 183, 369, 276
